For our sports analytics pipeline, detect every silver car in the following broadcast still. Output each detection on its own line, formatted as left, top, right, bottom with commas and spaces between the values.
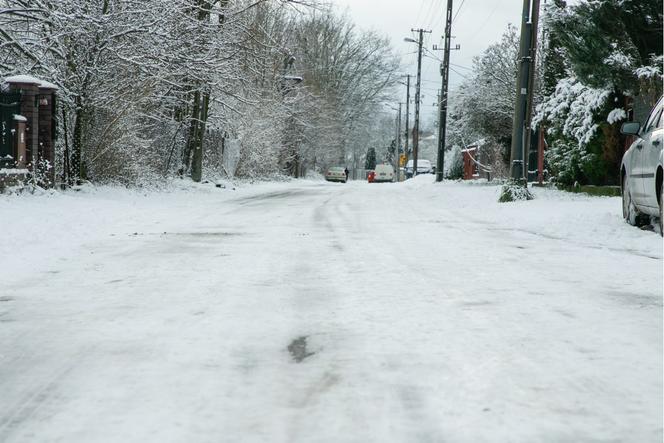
620, 96, 663, 235
325, 166, 347, 183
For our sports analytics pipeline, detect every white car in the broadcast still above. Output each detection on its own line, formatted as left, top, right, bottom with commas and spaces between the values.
404, 159, 433, 178
325, 166, 347, 183
373, 164, 395, 183
620, 96, 663, 235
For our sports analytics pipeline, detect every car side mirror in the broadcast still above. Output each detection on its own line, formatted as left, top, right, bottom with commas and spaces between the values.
621, 121, 641, 137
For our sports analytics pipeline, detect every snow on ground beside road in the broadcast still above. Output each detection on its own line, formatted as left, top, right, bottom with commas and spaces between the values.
405, 175, 660, 260
0, 178, 661, 443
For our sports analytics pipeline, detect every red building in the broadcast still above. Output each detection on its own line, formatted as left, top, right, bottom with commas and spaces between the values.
462, 146, 479, 180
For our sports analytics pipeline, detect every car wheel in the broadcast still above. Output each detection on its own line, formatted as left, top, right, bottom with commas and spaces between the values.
622, 175, 640, 226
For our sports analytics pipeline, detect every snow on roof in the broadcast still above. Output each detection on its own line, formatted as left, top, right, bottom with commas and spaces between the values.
13, 114, 27, 122
38, 79, 58, 90
2, 75, 58, 90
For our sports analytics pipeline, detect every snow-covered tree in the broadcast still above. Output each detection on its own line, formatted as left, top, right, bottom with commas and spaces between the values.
446, 24, 526, 176
535, 0, 662, 186
1, 0, 398, 184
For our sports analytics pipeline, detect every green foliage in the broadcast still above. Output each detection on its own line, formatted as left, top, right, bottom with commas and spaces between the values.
539, 0, 662, 186
544, 124, 616, 186
548, 0, 663, 96
542, 1, 568, 95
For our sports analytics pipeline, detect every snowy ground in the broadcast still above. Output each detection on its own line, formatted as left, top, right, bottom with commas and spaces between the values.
0, 178, 661, 442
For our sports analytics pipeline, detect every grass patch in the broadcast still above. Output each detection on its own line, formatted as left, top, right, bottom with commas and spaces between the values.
559, 184, 621, 197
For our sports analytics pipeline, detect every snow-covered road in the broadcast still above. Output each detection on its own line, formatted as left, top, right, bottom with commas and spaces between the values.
0, 179, 662, 442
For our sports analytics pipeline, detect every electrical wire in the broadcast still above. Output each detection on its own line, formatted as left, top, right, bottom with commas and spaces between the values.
452, 0, 466, 24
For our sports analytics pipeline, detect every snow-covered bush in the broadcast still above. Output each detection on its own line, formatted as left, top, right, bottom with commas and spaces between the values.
446, 145, 464, 180
499, 180, 534, 203
534, 77, 612, 147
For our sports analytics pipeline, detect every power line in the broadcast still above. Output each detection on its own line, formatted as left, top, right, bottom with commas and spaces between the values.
450, 62, 472, 70
424, 0, 444, 30
452, 0, 466, 23
449, 66, 469, 79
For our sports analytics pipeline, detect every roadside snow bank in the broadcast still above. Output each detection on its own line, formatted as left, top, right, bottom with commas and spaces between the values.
399, 179, 661, 260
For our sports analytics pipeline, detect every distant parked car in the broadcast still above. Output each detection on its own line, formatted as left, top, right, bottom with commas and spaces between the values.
404, 159, 433, 178
620, 96, 663, 235
325, 166, 347, 183
372, 164, 395, 183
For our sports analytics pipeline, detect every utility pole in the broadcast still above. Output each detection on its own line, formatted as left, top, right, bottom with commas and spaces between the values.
403, 75, 411, 165
409, 28, 431, 177
523, 0, 541, 178
509, 0, 541, 182
395, 102, 402, 182
435, 0, 455, 182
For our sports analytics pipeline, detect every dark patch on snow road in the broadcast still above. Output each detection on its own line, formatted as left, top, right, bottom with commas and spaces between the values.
288, 336, 315, 363
607, 290, 663, 308
459, 300, 493, 308
232, 188, 319, 206
553, 308, 577, 319
0, 296, 13, 302
161, 231, 244, 238
126, 231, 245, 238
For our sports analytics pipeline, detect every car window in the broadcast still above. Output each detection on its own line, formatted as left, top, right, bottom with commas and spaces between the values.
643, 99, 663, 134
645, 107, 663, 133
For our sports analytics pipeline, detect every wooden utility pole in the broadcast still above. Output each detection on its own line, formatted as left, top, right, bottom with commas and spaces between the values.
410, 28, 431, 177
435, 0, 454, 182
523, 0, 541, 179
509, 0, 541, 182
403, 75, 411, 164
395, 102, 402, 181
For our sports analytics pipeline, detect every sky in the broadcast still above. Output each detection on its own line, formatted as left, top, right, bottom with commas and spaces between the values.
327, 0, 528, 124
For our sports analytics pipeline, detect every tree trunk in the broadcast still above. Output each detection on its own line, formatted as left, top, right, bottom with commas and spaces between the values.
182, 90, 200, 174
191, 91, 209, 182
72, 96, 85, 184
61, 105, 71, 186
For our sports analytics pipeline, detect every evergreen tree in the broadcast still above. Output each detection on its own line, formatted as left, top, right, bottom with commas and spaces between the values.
542, 0, 568, 96
549, 0, 663, 97
365, 148, 376, 170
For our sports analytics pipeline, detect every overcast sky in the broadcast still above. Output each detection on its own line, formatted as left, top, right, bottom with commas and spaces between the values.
327, 0, 527, 123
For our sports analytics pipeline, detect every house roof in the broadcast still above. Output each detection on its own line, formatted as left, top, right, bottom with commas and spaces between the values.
2, 75, 59, 90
